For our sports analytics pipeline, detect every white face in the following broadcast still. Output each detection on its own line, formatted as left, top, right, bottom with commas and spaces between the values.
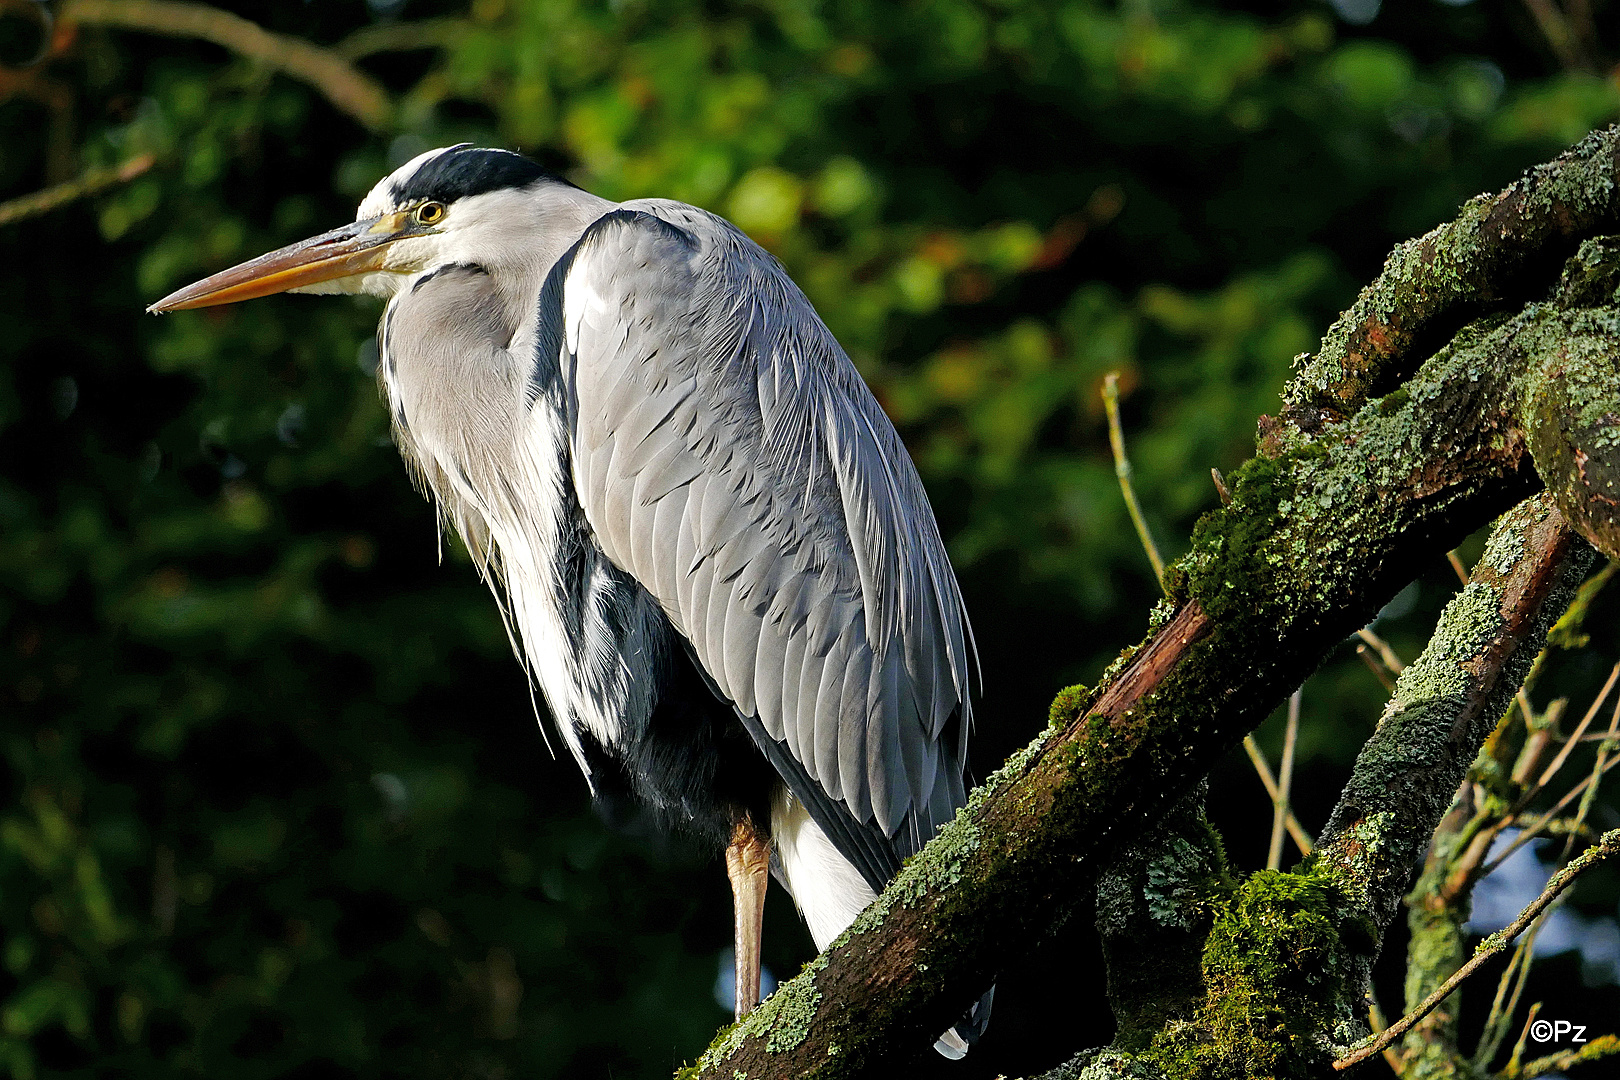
149, 146, 576, 315
301, 147, 551, 300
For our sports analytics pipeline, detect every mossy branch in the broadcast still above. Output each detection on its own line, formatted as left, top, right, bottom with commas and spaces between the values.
1314, 494, 1592, 951
1273, 125, 1620, 442
678, 134, 1620, 1080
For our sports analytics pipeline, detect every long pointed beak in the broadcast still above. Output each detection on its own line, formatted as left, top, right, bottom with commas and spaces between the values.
148, 212, 419, 313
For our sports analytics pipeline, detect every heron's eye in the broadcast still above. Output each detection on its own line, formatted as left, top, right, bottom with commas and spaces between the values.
414, 202, 446, 226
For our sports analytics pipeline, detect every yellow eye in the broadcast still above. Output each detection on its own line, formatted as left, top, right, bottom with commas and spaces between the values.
415, 202, 446, 226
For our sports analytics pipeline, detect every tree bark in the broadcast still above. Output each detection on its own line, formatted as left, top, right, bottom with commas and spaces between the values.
678, 129, 1620, 1080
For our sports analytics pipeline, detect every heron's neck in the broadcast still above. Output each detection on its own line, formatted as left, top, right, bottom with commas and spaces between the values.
428, 183, 618, 337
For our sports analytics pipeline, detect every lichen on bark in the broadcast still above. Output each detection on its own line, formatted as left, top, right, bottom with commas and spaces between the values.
678, 130, 1620, 1080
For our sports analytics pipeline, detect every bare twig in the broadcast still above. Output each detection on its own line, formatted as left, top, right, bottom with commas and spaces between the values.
0, 153, 155, 227
1474, 935, 1533, 1069
1357, 643, 1396, 691
1357, 627, 1406, 674
1447, 549, 1470, 585
1518, 0, 1596, 72
1365, 994, 1405, 1073
1334, 828, 1620, 1071
1507, 1000, 1544, 1076
1482, 753, 1620, 878
1267, 689, 1301, 871
59, 0, 393, 130
1102, 372, 1165, 590
1480, 680, 1620, 1070
1533, 661, 1620, 788
1241, 735, 1314, 855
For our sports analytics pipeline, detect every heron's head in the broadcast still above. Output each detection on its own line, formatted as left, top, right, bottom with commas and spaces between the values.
149, 145, 574, 312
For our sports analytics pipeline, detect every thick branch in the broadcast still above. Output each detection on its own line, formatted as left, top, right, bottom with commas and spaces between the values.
1274, 126, 1620, 440
59, 0, 392, 131
1523, 238, 1620, 559
1315, 494, 1592, 945
681, 292, 1615, 1080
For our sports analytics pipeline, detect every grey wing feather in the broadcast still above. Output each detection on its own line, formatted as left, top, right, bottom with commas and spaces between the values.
558, 204, 975, 878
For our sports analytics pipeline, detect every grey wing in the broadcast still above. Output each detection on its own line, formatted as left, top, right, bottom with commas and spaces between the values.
551, 204, 975, 881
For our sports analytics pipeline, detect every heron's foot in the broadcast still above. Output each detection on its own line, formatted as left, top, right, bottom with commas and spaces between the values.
725, 817, 771, 1019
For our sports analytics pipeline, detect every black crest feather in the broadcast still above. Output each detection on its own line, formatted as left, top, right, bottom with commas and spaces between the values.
390, 145, 570, 204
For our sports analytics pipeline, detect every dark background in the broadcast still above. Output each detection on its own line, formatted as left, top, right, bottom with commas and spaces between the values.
0, 0, 1617, 1076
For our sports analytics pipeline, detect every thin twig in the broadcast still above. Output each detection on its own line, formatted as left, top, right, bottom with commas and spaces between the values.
1102, 372, 1165, 590
1446, 549, 1470, 585
1334, 828, 1620, 1071
1241, 735, 1314, 855
1531, 661, 1620, 793
1356, 644, 1396, 691
1507, 1001, 1544, 1076
0, 153, 155, 227
1267, 689, 1301, 871
1474, 934, 1533, 1070
1509, 1034, 1620, 1080
336, 17, 467, 59
1482, 753, 1620, 879
60, 0, 393, 130
1365, 994, 1405, 1073
1518, 0, 1595, 72
1482, 680, 1620, 1070
1357, 627, 1406, 674
1509, 814, 1593, 838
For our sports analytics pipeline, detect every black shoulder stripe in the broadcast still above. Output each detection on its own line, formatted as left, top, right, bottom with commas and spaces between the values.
578, 208, 699, 257
528, 209, 700, 413
411, 262, 488, 293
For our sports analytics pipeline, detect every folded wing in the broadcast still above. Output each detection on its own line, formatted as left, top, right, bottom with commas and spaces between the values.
552, 202, 975, 887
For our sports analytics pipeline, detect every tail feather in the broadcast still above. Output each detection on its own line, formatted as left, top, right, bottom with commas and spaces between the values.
771, 789, 997, 1058
933, 985, 995, 1059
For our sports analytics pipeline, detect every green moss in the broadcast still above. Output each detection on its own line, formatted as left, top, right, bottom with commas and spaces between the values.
1038, 1048, 1171, 1079
1142, 867, 1355, 1079
1098, 797, 1236, 1053
1376, 387, 1410, 416
1165, 446, 1322, 624
1049, 684, 1091, 729
764, 981, 821, 1054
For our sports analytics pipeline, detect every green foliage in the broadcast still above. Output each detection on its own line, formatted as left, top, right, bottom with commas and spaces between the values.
2, 1, 1618, 1077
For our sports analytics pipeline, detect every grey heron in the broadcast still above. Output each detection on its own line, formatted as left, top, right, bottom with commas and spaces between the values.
150, 145, 988, 1056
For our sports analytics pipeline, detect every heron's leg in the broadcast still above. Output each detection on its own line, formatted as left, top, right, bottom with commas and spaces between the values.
725, 816, 771, 1019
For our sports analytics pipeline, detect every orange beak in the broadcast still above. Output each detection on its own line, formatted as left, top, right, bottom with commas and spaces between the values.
148, 211, 421, 313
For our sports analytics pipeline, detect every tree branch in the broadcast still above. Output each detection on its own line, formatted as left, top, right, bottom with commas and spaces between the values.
679, 131, 1620, 1080
1315, 494, 1592, 956
58, 0, 393, 131
1272, 126, 1620, 443
1333, 827, 1620, 1071
0, 152, 154, 227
